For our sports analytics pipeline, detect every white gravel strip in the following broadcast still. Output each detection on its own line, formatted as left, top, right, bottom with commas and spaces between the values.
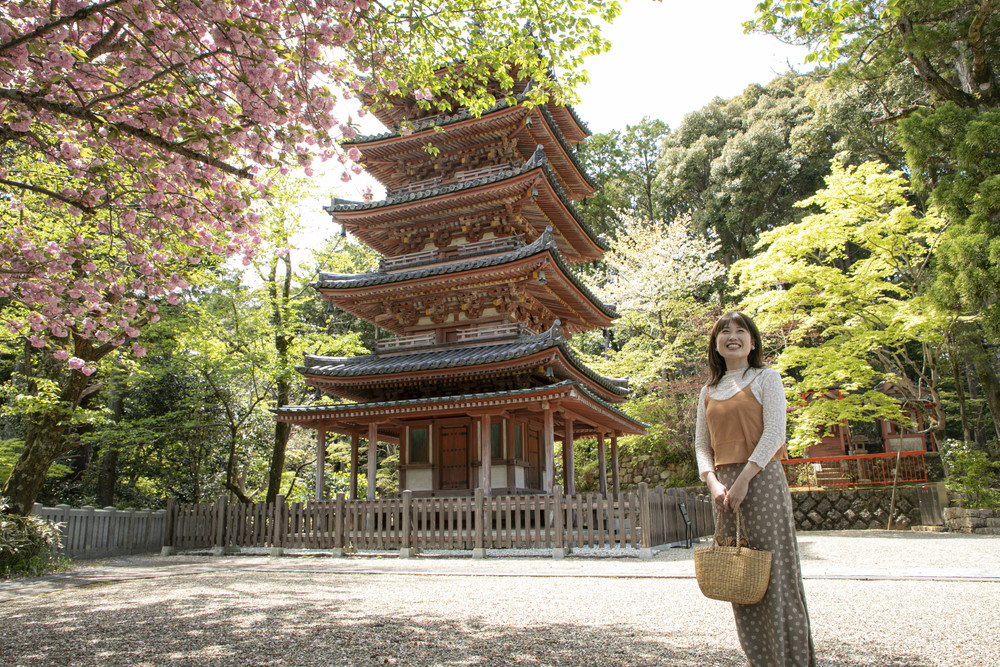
1, 531, 997, 667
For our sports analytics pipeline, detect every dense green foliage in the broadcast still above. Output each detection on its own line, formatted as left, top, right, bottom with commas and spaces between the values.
0, 497, 64, 577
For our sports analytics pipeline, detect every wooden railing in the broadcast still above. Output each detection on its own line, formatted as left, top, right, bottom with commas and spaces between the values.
380, 235, 525, 272
32, 503, 167, 559
783, 451, 928, 490
374, 332, 437, 353
162, 484, 714, 557
453, 322, 526, 343
386, 163, 515, 197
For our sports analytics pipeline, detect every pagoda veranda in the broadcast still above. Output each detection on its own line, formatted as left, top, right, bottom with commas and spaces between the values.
276, 80, 646, 500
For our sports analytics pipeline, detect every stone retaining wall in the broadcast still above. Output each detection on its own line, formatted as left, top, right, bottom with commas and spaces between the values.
942, 507, 1000, 535
791, 487, 925, 531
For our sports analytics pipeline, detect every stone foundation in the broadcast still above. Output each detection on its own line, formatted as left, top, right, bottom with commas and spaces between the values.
942, 507, 1000, 535
791, 487, 925, 531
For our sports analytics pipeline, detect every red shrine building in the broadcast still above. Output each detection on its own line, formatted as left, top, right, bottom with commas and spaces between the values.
275, 79, 647, 500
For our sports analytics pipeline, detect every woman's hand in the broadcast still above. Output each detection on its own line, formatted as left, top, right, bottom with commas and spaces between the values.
725, 476, 749, 511
725, 462, 762, 512
705, 472, 728, 509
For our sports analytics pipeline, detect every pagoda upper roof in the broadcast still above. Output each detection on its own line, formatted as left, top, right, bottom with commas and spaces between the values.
274, 379, 647, 438
364, 79, 590, 145
325, 152, 607, 263
298, 321, 630, 403
313, 228, 616, 334
346, 99, 595, 198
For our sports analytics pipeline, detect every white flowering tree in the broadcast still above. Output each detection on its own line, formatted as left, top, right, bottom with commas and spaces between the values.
586, 213, 725, 386
0, 0, 620, 513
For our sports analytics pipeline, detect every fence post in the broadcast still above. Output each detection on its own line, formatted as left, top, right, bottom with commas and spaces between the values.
638, 482, 654, 559
333, 492, 345, 557
270, 495, 285, 557
400, 490, 418, 558
552, 484, 567, 559
211, 496, 228, 556
102, 506, 117, 558
161, 498, 177, 556
473, 487, 486, 558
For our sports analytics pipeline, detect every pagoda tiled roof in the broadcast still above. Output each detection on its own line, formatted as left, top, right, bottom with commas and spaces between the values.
314, 228, 616, 320
324, 151, 608, 253
345, 100, 596, 191
300, 321, 630, 397
274, 379, 646, 433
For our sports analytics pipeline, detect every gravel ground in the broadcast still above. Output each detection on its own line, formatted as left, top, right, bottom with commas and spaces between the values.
2, 531, 998, 667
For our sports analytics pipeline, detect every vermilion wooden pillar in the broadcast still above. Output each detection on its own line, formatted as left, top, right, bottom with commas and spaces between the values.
315, 429, 327, 501
564, 415, 575, 496
349, 432, 359, 500
479, 415, 492, 496
597, 432, 607, 498
611, 432, 620, 500
367, 422, 378, 500
543, 406, 555, 493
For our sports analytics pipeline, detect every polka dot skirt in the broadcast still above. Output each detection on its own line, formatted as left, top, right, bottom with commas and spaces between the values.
716, 461, 816, 667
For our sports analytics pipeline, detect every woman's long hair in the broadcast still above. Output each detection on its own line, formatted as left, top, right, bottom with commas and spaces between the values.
707, 311, 764, 387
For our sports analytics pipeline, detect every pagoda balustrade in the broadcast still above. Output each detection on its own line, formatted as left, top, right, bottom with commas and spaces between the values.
387, 163, 517, 197
452, 322, 528, 343
379, 234, 525, 272
373, 322, 531, 353
374, 331, 438, 353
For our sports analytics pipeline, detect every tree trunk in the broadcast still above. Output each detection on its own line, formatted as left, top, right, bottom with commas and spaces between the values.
2, 364, 92, 515
264, 252, 294, 504
95, 449, 119, 507
265, 406, 292, 503
956, 320, 1000, 442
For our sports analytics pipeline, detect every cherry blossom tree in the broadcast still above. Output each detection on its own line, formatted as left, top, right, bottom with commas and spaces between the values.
0, 0, 619, 513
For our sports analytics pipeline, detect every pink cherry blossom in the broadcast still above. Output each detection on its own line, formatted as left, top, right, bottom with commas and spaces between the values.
67, 357, 85, 370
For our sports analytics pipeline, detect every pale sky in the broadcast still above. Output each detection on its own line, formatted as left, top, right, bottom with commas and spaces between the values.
575, 0, 810, 133
294, 0, 811, 247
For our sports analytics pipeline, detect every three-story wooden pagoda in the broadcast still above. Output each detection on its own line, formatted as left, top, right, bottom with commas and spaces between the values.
276, 80, 646, 500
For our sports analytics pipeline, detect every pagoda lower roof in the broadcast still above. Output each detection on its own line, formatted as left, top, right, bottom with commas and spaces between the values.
313, 229, 616, 335
347, 101, 596, 198
299, 322, 630, 404
274, 380, 647, 438
325, 157, 607, 263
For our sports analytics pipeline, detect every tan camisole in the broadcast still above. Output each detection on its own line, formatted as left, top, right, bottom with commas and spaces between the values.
706, 382, 787, 467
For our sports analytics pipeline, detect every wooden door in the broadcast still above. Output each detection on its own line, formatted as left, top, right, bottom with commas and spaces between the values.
439, 425, 470, 491
526, 428, 541, 490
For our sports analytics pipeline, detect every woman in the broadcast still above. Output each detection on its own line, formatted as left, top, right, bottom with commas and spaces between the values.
694, 311, 815, 666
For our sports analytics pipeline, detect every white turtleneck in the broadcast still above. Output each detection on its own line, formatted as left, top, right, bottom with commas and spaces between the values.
694, 366, 787, 480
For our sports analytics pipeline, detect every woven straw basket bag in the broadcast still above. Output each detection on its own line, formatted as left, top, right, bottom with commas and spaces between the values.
694, 508, 771, 605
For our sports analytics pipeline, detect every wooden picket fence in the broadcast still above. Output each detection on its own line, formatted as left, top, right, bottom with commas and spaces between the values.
163, 483, 714, 557
32, 504, 167, 559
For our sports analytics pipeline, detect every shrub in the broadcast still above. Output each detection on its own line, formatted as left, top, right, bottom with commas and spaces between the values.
941, 440, 1000, 509
0, 498, 65, 578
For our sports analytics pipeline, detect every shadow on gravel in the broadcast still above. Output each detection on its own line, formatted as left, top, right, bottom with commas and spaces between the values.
3, 587, 935, 667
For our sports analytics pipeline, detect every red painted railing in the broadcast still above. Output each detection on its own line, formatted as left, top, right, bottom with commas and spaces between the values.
782, 451, 927, 489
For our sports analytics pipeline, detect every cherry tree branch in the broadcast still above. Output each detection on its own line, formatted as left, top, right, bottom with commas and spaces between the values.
0, 177, 97, 214
0, 87, 252, 178
0, 0, 126, 54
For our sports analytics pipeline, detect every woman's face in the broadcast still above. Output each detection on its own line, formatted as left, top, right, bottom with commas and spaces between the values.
714, 320, 753, 370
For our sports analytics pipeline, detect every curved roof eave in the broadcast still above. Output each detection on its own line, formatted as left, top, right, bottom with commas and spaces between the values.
324, 160, 608, 253
299, 321, 629, 397
313, 228, 616, 320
